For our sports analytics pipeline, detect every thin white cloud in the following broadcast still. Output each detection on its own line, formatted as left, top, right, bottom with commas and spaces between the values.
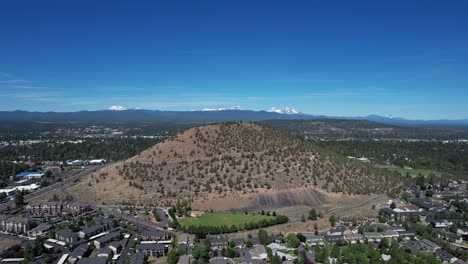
0, 85, 47, 89
0, 80, 30, 84
0, 72, 12, 78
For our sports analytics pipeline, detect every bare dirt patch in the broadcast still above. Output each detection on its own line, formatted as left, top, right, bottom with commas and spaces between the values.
0, 237, 21, 250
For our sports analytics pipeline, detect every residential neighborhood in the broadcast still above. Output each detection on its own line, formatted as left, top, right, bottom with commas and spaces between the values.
0, 178, 467, 264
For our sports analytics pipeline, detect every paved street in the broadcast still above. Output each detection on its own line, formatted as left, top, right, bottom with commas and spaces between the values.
0, 163, 112, 212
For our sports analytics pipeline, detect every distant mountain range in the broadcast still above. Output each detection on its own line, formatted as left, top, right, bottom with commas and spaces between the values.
0, 107, 467, 128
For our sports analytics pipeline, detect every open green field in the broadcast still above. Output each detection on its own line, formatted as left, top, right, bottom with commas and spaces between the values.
388, 168, 440, 176
179, 212, 275, 227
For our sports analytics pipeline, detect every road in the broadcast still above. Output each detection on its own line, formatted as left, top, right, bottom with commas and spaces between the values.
102, 207, 170, 232
0, 163, 113, 212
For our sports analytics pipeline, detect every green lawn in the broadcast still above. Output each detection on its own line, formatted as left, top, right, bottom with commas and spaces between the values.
179, 212, 275, 228
388, 168, 440, 176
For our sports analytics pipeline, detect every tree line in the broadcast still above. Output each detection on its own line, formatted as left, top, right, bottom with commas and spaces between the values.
181, 215, 289, 238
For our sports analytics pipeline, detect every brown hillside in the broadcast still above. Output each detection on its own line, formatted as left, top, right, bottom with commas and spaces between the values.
71, 122, 404, 209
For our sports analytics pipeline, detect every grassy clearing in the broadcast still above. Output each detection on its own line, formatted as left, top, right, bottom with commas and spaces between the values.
179, 212, 275, 228
388, 168, 440, 176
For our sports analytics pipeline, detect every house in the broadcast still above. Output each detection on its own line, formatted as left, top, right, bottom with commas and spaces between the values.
327, 227, 346, 236
400, 241, 421, 256
210, 258, 235, 264
56, 229, 78, 244
456, 228, 468, 236
130, 252, 146, 264
140, 229, 170, 241
89, 159, 106, 165
435, 249, 458, 263
76, 257, 108, 264
230, 239, 245, 248
0, 188, 17, 199
304, 234, 324, 246
94, 231, 120, 249
16, 171, 44, 179
391, 223, 406, 232
249, 245, 268, 260
430, 219, 454, 228
267, 242, 287, 253
0, 216, 36, 234
326, 235, 344, 243
79, 224, 104, 239
26, 201, 42, 216
344, 233, 364, 244
136, 243, 168, 257
65, 202, 92, 216
363, 232, 382, 242
69, 243, 91, 264
276, 251, 295, 261
210, 238, 229, 249
108, 241, 122, 254
28, 223, 52, 237
93, 216, 114, 230
381, 230, 399, 238
433, 228, 447, 240
419, 239, 441, 252
97, 247, 113, 259
397, 230, 415, 239
43, 201, 63, 215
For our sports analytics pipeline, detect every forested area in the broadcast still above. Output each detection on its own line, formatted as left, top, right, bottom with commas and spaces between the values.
0, 137, 160, 162
318, 141, 468, 178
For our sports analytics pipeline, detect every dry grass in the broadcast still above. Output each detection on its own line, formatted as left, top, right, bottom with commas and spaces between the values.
0, 238, 20, 250
226, 194, 389, 238
69, 123, 403, 210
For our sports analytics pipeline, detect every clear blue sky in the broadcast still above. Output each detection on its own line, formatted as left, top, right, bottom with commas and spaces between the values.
1, 1, 467, 119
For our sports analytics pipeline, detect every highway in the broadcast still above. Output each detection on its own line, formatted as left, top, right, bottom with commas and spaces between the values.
0, 163, 112, 212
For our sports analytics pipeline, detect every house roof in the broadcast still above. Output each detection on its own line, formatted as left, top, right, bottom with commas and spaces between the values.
6, 216, 34, 225
363, 232, 382, 239
98, 246, 112, 255
230, 238, 245, 246
70, 243, 90, 258
136, 243, 166, 250
96, 232, 120, 243
76, 257, 108, 264
249, 245, 267, 259
141, 229, 169, 238
129, 252, 145, 264
436, 249, 456, 261
345, 234, 364, 240
81, 224, 104, 234
56, 229, 76, 239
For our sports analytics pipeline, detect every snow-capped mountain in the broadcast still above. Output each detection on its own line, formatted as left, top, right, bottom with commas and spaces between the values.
267, 107, 300, 114
108, 105, 127, 111
202, 106, 245, 111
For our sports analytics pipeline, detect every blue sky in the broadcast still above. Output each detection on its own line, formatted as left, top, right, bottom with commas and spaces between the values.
1, 1, 467, 119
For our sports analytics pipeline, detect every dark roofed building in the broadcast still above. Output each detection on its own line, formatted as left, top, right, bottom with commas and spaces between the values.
94, 231, 120, 249
435, 249, 457, 263
79, 224, 104, 238
129, 252, 146, 264
140, 229, 170, 241
56, 229, 78, 244
136, 243, 168, 257
76, 257, 108, 264
69, 243, 91, 264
